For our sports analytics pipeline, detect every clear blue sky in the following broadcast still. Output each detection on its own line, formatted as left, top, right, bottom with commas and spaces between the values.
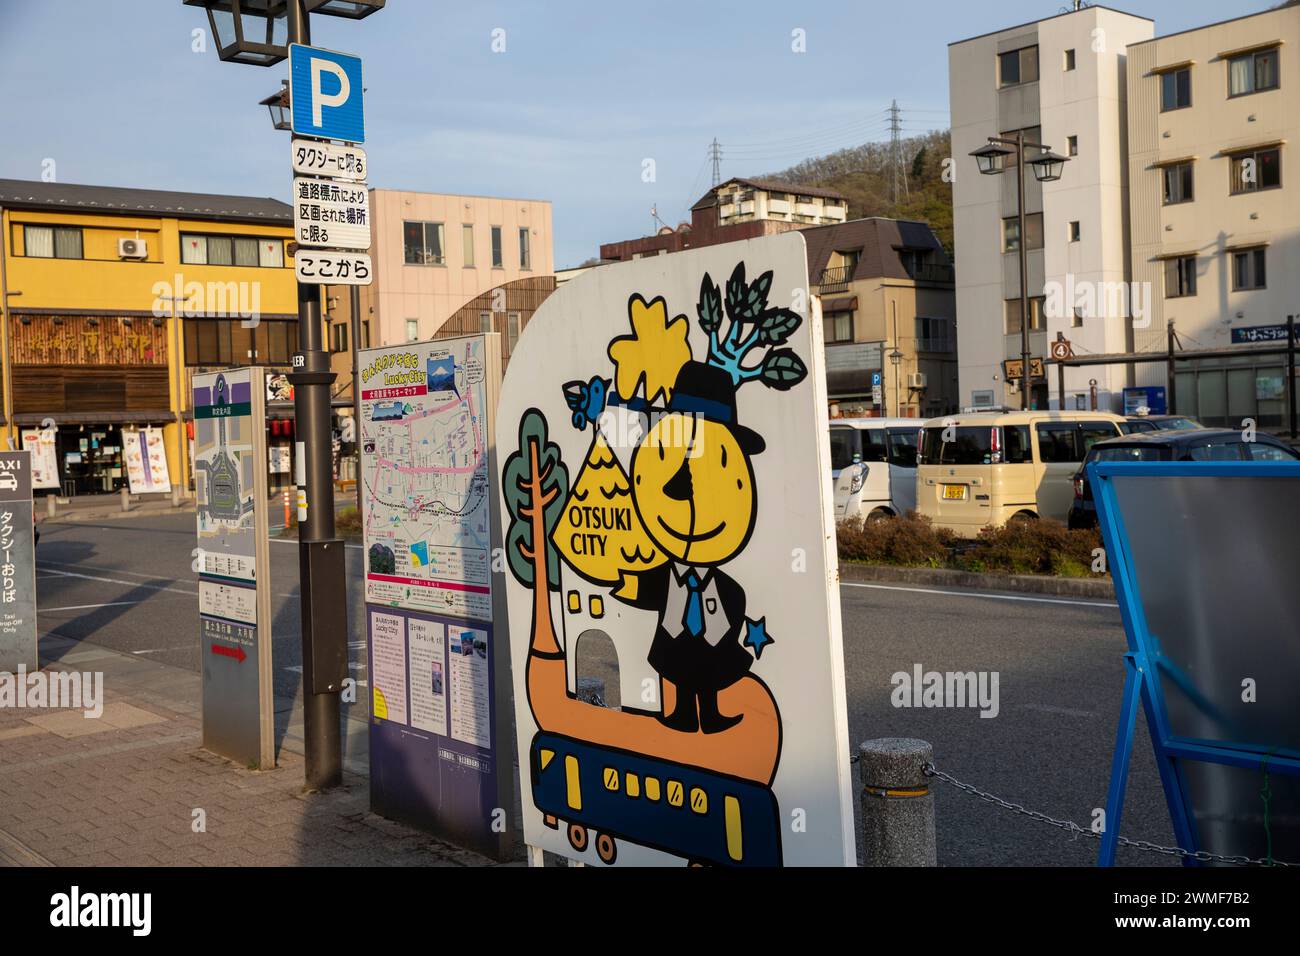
0, 1, 1276, 267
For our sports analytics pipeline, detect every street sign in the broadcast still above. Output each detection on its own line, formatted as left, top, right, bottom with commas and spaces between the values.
1003, 357, 1045, 381
1231, 323, 1293, 344
872, 384, 883, 404
0, 451, 37, 673
288, 44, 364, 144
295, 249, 373, 286
291, 138, 367, 182
1049, 339, 1073, 361
292, 177, 370, 250
194, 369, 274, 769
871, 370, 882, 388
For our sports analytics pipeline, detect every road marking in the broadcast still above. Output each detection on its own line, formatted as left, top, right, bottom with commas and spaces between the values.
130, 648, 177, 656
41, 600, 149, 612
36, 567, 198, 596
1020, 703, 1097, 718
840, 581, 1117, 609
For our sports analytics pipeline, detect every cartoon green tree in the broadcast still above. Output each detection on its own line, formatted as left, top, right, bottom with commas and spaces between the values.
501, 410, 569, 656
698, 262, 808, 390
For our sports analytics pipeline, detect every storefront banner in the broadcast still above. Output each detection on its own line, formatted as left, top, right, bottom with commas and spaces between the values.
124, 428, 172, 495
19, 430, 60, 490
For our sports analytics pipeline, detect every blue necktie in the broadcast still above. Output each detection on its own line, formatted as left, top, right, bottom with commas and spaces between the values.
682, 571, 704, 638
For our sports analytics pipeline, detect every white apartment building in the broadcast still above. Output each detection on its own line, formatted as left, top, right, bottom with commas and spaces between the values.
1127, 6, 1300, 429
949, 5, 1154, 411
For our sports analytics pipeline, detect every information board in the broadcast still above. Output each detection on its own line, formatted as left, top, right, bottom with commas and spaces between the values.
0, 451, 37, 672
193, 369, 273, 769
19, 430, 59, 490
359, 334, 513, 859
124, 427, 172, 495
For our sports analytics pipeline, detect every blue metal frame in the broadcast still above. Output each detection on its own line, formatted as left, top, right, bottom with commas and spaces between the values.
1089, 460, 1300, 866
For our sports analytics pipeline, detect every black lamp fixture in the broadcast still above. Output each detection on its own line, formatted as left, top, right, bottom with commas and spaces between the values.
183, 0, 289, 66
1029, 150, 1069, 183
304, 0, 384, 17
970, 141, 1014, 175
260, 81, 291, 131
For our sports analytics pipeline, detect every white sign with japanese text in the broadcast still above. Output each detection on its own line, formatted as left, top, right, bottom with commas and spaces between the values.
291, 139, 367, 182
292, 177, 371, 250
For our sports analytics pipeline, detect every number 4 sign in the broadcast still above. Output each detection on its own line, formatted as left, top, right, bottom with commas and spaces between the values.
295, 250, 373, 286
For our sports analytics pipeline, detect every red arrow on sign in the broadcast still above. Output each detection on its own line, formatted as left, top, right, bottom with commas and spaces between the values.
211, 644, 247, 664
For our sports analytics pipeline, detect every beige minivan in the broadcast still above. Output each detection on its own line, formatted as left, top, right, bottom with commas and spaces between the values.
915, 411, 1126, 536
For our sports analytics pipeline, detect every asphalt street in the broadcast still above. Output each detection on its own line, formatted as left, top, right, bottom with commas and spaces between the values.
32, 511, 1176, 866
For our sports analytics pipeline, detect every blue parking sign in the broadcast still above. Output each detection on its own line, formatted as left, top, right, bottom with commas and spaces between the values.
289, 44, 364, 144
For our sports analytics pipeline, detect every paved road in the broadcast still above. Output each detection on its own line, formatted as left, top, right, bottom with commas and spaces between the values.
33, 511, 1176, 866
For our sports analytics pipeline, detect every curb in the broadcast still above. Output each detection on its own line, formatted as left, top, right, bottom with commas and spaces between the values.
839, 560, 1115, 600
40, 505, 196, 523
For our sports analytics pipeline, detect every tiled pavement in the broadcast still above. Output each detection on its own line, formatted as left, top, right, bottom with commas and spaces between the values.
0, 635, 506, 867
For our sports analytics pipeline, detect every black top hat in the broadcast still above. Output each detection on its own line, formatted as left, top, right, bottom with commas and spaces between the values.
666, 361, 765, 455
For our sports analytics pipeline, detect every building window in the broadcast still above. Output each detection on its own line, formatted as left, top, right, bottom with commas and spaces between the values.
1160, 67, 1192, 111
22, 225, 82, 259
406, 319, 419, 341
462, 224, 475, 267
1002, 213, 1043, 252
1068, 220, 1081, 242
1228, 47, 1279, 97
1232, 247, 1266, 291
491, 226, 503, 268
1164, 256, 1197, 298
1072, 308, 1085, 328
507, 312, 521, 352
1004, 297, 1046, 334
1063, 48, 1076, 72
519, 228, 531, 270
361, 320, 371, 349
1229, 147, 1281, 194
403, 221, 444, 265
1067, 135, 1078, 157
330, 322, 349, 353
1162, 162, 1194, 204
479, 311, 493, 333
915, 316, 953, 352
998, 46, 1039, 88
823, 312, 853, 344
179, 233, 283, 267
184, 318, 297, 366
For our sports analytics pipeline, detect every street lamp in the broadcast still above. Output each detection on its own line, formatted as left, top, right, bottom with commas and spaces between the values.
888, 347, 904, 419
970, 132, 1069, 410
185, 0, 383, 791
259, 82, 291, 131
184, 0, 289, 66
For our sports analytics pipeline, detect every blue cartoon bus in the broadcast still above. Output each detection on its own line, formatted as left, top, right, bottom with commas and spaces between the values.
529, 730, 781, 866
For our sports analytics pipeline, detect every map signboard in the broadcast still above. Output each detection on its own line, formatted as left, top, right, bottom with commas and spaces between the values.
359, 334, 513, 859
193, 368, 273, 769
0, 451, 37, 672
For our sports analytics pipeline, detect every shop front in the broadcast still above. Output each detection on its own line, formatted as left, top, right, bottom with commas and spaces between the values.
10, 312, 174, 497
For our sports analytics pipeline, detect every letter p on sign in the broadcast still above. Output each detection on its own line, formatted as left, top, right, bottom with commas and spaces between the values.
289, 44, 365, 144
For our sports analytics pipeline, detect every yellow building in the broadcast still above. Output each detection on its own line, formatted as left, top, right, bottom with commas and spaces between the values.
0, 179, 302, 495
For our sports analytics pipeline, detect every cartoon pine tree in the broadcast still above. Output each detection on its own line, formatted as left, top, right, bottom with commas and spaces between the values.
502, 410, 569, 655
697, 262, 808, 389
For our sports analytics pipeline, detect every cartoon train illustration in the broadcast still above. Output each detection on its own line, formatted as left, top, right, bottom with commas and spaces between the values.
501, 272, 806, 866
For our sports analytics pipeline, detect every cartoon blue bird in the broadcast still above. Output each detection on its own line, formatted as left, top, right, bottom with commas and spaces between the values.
562, 377, 611, 429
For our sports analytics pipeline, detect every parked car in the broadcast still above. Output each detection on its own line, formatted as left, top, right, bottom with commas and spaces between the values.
916, 410, 1127, 536
829, 417, 921, 521
1120, 414, 1202, 433
1068, 428, 1300, 529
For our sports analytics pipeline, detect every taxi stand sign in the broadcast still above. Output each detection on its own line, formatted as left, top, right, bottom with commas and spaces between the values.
1089, 459, 1300, 866
291, 139, 366, 182
292, 176, 370, 250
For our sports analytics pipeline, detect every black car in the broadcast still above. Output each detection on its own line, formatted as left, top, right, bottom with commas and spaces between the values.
1119, 414, 1202, 433
1068, 428, 1300, 529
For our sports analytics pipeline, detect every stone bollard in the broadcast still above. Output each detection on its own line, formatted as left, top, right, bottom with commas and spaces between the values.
858, 738, 937, 866
46, 494, 56, 518
575, 676, 606, 708
120, 487, 131, 512
171, 484, 181, 507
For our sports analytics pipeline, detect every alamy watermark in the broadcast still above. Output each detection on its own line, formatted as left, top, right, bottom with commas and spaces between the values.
891, 664, 1000, 718
1044, 274, 1152, 330
151, 273, 261, 326
0, 665, 104, 718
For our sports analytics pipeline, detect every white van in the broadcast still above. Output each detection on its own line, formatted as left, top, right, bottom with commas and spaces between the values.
828, 417, 922, 521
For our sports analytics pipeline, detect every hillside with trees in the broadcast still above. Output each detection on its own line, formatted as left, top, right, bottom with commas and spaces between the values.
758, 129, 953, 254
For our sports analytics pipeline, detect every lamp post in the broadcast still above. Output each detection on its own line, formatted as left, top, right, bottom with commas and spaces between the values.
888, 347, 904, 418
971, 134, 1067, 410
185, 0, 383, 791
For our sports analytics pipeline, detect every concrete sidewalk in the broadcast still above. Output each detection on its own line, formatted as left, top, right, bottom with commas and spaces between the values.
0, 635, 505, 867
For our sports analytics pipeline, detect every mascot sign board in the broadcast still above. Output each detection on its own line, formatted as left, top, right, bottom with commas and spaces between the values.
496, 233, 854, 866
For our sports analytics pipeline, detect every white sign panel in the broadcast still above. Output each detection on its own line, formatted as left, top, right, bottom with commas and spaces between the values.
123, 427, 172, 495
292, 176, 371, 250
19, 429, 59, 490
291, 138, 367, 182
495, 232, 855, 866
295, 249, 373, 286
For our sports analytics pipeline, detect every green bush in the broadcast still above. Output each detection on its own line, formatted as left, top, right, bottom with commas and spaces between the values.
836, 512, 957, 567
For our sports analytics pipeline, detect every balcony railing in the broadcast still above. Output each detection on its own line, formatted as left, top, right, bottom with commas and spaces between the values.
817, 265, 853, 294
911, 262, 955, 284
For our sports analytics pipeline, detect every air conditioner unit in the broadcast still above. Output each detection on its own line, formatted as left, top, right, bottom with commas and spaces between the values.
118, 238, 147, 259
907, 371, 928, 389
